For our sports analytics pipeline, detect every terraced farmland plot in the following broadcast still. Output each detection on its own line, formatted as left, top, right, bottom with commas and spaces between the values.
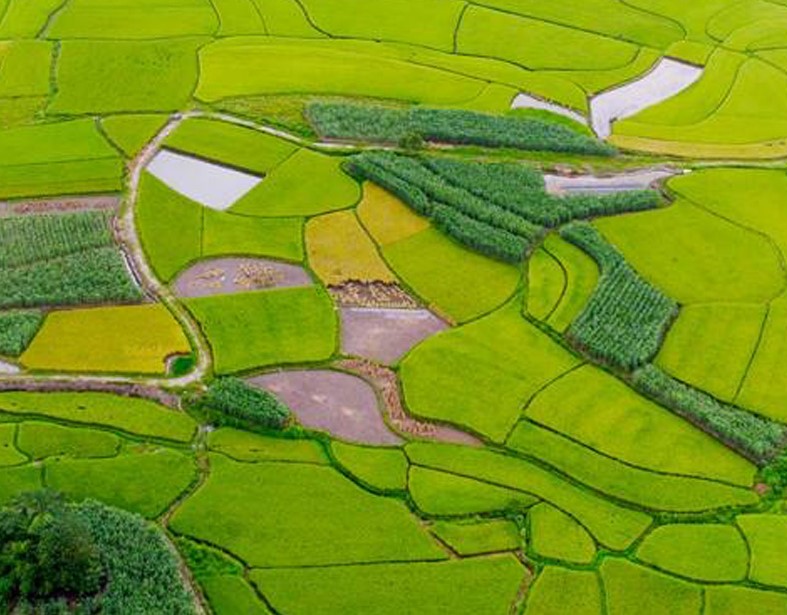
0, 1, 786, 613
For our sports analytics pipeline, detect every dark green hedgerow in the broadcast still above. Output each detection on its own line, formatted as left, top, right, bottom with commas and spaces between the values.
201, 377, 292, 431
0, 310, 43, 357
306, 103, 616, 156
0, 211, 141, 310
422, 157, 659, 227
560, 223, 678, 371
633, 365, 787, 465
345, 152, 659, 264
0, 247, 141, 310
0, 212, 114, 269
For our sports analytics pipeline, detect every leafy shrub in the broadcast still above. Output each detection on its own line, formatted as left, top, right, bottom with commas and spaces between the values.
202, 377, 292, 431
561, 223, 677, 370
307, 102, 616, 156
0, 310, 43, 357
633, 366, 787, 465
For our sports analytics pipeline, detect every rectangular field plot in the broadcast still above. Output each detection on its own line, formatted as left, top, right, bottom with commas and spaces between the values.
184, 287, 336, 374
20, 304, 191, 375
657, 303, 766, 402
251, 555, 526, 615
0, 391, 197, 442
171, 454, 447, 567
0, 120, 123, 199
49, 39, 203, 114
47, 0, 218, 39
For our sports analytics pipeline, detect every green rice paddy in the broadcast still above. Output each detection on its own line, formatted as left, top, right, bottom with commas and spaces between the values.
0, 1, 785, 612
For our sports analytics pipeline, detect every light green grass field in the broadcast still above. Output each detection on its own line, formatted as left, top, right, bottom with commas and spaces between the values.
636, 524, 748, 582
171, 454, 446, 567
430, 519, 521, 556
528, 502, 596, 564
523, 364, 757, 486
184, 287, 336, 374
0, 392, 197, 442
331, 442, 408, 491
524, 567, 602, 615
408, 466, 539, 516
383, 227, 521, 323
400, 302, 579, 440
251, 555, 526, 615
657, 303, 766, 402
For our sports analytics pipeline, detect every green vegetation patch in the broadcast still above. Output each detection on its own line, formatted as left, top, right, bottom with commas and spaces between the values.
178, 538, 272, 614
0, 211, 140, 310
542, 234, 600, 332
0, 40, 51, 98
507, 421, 758, 512
601, 558, 702, 615
17, 422, 119, 460
0, 465, 42, 506
526, 247, 564, 320
308, 103, 614, 154
657, 303, 766, 402
406, 442, 652, 550
0, 310, 43, 357
561, 223, 678, 371
185, 287, 337, 374
430, 519, 521, 555
170, 454, 446, 567
705, 586, 787, 615
524, 364, 757, 487
164, 117, 297, 174
196, 38, 486, 105
50, 39, 204, 114
46, 447, 197, 518
737, 514, 787, 588
0, 424, 27, 467
207, 428, 327, 464
135, 173, 203, 282
48, 0, 217, 38
524, 567, 602, 615
383, 227, 520, 323
0, 493, 194, 614
401, 302, 579, 441
636, 523, 748, 582
457, 5, 639, 71
408, 466, 538, 516
331, 442, 408, 491
251, 555, 526, 615
528, 502, 596, 564
0, 392, 197, 443
595, 199, 784, 305
297, 0, 462, 50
